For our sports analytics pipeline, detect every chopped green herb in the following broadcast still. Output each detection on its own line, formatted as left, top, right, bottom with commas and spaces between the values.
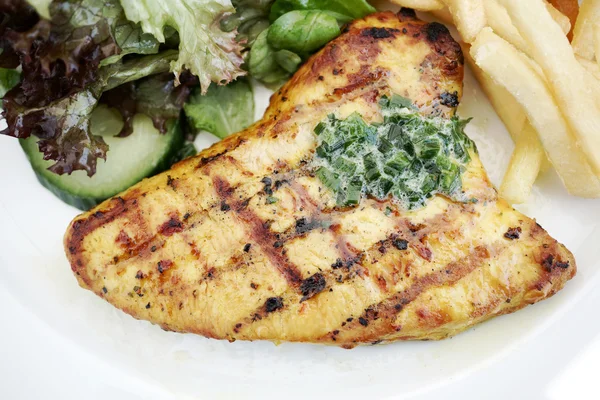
312, 95, 476, 209
266, 196, 279, 204
315, 167, 341, 192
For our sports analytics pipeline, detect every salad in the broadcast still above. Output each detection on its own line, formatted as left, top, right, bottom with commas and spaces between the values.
0, 0, 375, 210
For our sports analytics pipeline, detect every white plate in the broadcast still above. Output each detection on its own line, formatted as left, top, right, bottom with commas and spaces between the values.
2, 25, 600, 400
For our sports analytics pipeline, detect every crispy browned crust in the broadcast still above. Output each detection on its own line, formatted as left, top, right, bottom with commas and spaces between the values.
64, 11, 575, 347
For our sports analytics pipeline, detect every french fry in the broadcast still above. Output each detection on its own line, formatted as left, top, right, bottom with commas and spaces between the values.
483, 0, 528, 53
595, 22, 600, 64
429, 7, 453, 25
440, 0, 486, 43
388, 0, 444, 11
500, 121, 545, 204
578, 55, 600, 80
574, 56, 600, 108
462, 45, 527, 142
483, 1, 569, 53
464, 46, 545, 203
471, 28, 600, 197
545, 1, 572, 36
500, 0, 600, 176
572, 0, 600, 60
547, 0, 580, 39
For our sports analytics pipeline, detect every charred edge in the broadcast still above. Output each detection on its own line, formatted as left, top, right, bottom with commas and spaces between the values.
541, 255, 570, 273
66, 193, 140, 285
361, 27, 400, 39
196, 150, 227, 169
195, 138, 247, 170
398, 8, 417, 21
166, 175, 177, 190
425, 22, 449, 42
439, 91, 459, 107
422, 21, 463, 63
327, 246, 492, 341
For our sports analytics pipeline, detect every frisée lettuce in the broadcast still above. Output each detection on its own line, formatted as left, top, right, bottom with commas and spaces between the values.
120, 0, 246, 93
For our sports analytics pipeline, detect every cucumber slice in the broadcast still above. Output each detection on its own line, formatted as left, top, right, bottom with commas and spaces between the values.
21, 106, 184, 210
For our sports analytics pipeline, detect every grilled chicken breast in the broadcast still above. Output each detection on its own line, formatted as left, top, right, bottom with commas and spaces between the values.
64, 10, 575, 348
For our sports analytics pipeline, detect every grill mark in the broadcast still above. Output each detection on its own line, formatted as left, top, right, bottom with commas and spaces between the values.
71, 153, 278, 282
66, 194, 139, 287
113, 237, 166, 266
213, 175, 303, 286
198, 256, 248, 282
288, 179, 320, 212
195, 137, 247, 171
67, 10, 576, 347
333, 67, 388, 97
323, 245, 493, 343
231, 262, 363, 334
116, 172, 327, 297
230, 204, 466, 336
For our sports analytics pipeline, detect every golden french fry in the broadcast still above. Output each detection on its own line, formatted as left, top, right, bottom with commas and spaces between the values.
483, 1, 568, 53
500, 0, 600, 176
440, 0, 486, 43
500, 121, 545, 204
429, 7, 453, 24
483, 0, 528, 53
464, 43, 547, 201
547, 0, 580, 37
575, 56, 600, 108
462, 45, 526, 142
545, 1, 572, 36
471, 28, 600, 197
388, 0, 444, 10
572, 0, 600, 60
578, 55, 600, 79
595, 22, 600, 65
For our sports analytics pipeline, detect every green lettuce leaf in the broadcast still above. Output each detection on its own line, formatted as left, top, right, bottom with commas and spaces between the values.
99, 16, 161, 66
221, 0, 273, 47
0, 68, 20, 99
3, 51, 178, 176
248, 29, 291, 85
26, 0, 52, 19
0, 0, 175, 176
184, 78, 254, 139
269, 0, 376, 22
120, 0, 246, 92
267, 10, 340, 55
100, 65, 197, 137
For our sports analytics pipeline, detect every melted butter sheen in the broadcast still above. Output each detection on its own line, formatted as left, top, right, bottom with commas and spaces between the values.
312, 95, 476, 209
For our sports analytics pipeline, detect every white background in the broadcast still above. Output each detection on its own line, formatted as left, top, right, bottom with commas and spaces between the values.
2, 4, 600, 399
